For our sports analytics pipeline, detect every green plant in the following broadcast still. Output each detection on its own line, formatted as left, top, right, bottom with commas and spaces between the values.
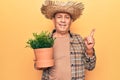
26, 31, 55, 49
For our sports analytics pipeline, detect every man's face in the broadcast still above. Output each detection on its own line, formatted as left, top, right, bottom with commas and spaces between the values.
52, 12, 73, 34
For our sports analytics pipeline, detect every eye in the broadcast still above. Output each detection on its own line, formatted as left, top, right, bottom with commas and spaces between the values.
65, 16, 70, 19
56, 16, 62, 18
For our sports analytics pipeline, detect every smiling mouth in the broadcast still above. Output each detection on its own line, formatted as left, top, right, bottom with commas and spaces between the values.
59, 24, 66, 26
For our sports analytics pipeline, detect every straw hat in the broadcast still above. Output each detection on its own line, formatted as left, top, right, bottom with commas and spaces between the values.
41, 0, 84, 21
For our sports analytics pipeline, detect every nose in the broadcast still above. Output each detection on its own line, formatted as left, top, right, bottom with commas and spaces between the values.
61, 17, 65, 23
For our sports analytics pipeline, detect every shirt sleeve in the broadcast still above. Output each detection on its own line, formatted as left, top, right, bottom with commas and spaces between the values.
41, 68, 49, 80
84, 48, 96, 71
76, 34, 96, 71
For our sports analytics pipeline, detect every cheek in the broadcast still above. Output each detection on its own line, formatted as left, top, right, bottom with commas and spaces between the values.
66, 21, 71, 26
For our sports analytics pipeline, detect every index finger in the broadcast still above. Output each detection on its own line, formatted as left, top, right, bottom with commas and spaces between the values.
90, 29, 95, 37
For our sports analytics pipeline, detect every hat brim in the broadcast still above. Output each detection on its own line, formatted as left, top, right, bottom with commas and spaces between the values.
41, 1, 84, 21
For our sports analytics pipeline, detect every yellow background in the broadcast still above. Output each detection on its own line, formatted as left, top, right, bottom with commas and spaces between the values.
0, 0, 120, 80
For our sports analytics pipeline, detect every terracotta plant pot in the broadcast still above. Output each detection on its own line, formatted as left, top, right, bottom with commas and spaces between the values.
34, 48, 54, 68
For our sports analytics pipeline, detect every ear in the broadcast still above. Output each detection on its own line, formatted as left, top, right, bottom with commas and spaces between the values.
52, 18, 55, 25
52, 18, 57, 29
71, 19, 73, 23
70, 19, 73, 25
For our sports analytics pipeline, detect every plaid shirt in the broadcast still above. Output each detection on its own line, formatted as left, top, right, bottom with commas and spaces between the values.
41, 33, 96, 80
